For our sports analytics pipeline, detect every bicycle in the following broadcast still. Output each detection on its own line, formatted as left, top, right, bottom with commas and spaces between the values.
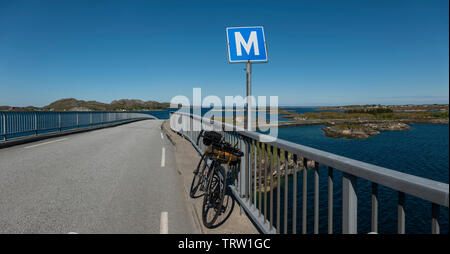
189, 130, 211, 198
193, 131, 243, 228
190, 130, 238, 199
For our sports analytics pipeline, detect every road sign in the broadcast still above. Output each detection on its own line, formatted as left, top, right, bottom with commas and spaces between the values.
226, 26, 268, 63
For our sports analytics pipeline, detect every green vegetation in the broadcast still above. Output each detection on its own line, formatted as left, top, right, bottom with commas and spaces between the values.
333, 124, 365, 130
299, 112, 375, 120
2, 98, 170, 111
294, 110, 448, 121
374, 111, 449, 120
317, 104, 449, 113
345, 108, 393, 114
432, 111, 449, 118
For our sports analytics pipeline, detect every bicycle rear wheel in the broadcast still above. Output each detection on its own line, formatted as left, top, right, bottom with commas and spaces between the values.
190, 153, 209, 198
202, 164, 227, 228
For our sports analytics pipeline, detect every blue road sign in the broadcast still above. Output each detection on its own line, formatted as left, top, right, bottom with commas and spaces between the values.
226, 26, 268, 63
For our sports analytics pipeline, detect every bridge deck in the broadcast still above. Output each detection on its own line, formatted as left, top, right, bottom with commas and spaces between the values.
0, 120, 195, 233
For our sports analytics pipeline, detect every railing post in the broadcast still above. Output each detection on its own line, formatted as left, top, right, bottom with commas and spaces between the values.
253, 141, 257, 208
90, 112, 92, 126
239, 137, 250, 200
76, 112, 79, 127
292, 154, 298, 234
275, 147, 280, 233
314, 162, 319, 234
432, 203, 440, 234
302, 158, 308, 234
284, 151, 289, 234
342, 172, 357, 234
398, 192, 405, 234
58, 112, 61, 132
34, 112, 38, 136
2, 112, 6, 141
258, 142, 263, 217
328, 166, 333, 234
371, 183, 379, 233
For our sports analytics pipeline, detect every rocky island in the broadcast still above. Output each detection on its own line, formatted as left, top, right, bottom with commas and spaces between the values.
322, 121, 411, 139
278, 104, 448, 139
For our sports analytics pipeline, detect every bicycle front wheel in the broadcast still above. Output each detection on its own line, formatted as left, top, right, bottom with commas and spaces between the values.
190, 153, 209, 198
202, 164, 226, 228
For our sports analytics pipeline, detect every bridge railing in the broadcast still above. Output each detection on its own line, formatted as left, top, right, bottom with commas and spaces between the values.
170, 111, 449, 234
0, 111, 154, 141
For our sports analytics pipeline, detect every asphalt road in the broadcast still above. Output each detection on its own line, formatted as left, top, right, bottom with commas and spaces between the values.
0, 119, 195, 233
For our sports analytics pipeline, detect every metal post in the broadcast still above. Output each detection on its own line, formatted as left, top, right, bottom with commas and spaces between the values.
253, 141, 257, 208
302, 158, 307, 234
398, 192, 405, 234
328, 167, 333, 234
245, 61, 251, 130
2, 112, 6, 141
34, 112, 38, 135
293, 154, 298, 234
284, 151, 289, 234
275, 147, 279, 232
342, 172, 357, 234
314, 162, 319, 234
432, 203, 440, 234
239, 137, 250, 215
58, 112, 61, 132
371, 183, 379, 233
258, 142, 263, 216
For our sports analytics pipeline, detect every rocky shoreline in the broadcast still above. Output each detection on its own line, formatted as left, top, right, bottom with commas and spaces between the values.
277, 106, 448, 139
322, 121, 411, 139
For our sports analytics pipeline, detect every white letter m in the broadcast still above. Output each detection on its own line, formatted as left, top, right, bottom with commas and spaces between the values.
235, 31, 259, 56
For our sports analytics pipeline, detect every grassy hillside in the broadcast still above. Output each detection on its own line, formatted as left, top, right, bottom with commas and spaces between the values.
1, 98, 171, 111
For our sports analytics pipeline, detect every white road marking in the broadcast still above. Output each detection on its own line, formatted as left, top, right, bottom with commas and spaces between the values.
67, 232, 78, 234
160, 132, 164, 139
160, 211, 168, 234
161, 147, 165, 167
25, 138, 68, 149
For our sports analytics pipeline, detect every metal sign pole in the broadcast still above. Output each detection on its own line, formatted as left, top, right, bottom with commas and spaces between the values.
245, 60, 252, 130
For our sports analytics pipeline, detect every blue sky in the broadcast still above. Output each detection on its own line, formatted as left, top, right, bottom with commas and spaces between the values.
0, 0, 448, 107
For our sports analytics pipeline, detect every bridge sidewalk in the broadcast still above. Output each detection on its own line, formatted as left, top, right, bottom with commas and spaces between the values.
161, 120, 258, 234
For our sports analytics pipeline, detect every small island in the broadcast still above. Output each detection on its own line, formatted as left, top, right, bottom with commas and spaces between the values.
279, 104, 448, 139
322, 122, 411, 139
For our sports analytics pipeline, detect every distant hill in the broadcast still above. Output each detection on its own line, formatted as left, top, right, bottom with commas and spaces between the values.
1, 98, 171, 111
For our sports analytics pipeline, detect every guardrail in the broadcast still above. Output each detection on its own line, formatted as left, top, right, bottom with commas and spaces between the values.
0, 111, 154, 141
170, 111, 449, 234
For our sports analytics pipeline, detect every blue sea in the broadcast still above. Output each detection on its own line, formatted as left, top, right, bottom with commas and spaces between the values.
149, 107, 450, 233
272, 122, 449, 234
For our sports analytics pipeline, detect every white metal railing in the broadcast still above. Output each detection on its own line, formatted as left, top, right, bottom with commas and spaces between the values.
0, 111, 154, 141
170, 111, 449, 234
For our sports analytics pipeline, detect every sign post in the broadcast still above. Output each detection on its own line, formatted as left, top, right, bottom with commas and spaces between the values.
226, 26, 268, 203
226, 26, 268, 130
246, 60, 251, 130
